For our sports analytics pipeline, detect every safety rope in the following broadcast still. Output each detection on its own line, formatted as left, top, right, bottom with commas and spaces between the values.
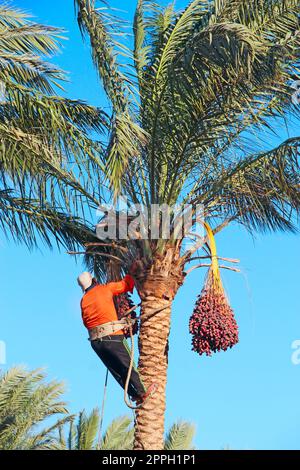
98, 368, 108, 448
123, 318, 138, 409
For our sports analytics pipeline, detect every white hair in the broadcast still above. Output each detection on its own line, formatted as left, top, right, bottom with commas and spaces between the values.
77, 272, 93, 291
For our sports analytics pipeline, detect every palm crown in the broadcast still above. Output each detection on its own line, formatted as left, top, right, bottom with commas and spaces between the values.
72, 0, 300, 275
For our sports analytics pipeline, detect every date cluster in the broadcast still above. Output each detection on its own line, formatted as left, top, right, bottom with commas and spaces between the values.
116, 293, 139, 338
189, 278, 239, 356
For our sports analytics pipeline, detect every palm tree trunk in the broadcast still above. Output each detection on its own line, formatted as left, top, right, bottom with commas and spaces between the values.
132, 248, 184, 450
133, 295, 173, 450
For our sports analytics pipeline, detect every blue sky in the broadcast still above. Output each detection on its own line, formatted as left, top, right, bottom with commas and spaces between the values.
1, 0, 300, 450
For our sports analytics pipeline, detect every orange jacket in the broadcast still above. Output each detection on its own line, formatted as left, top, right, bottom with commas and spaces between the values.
80, 274, 135, 333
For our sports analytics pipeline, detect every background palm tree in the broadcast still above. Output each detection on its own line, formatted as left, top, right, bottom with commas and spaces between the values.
59, 412, 134, 450
0, 3, 107, 249
72, 0, 300, 449
58, 409, 196, 450
0, 366, 72, 449
0, 366, 196, 450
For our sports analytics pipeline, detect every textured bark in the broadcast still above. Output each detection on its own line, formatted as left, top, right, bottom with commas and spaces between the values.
134, 296, 172, 450
132, 247, 184, 450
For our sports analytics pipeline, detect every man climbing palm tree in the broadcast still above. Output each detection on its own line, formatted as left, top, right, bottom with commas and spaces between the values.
77, 272, 157, 404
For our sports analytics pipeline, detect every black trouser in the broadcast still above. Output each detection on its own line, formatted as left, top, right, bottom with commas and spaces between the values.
91, 334, 146, 400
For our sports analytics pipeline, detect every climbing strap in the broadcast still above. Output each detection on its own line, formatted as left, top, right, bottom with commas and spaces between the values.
88, 318, 137, 341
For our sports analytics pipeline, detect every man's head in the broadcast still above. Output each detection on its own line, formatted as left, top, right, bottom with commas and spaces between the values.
77, 272, 93, 292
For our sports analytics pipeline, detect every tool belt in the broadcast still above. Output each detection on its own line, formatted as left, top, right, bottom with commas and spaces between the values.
88, 318, 137, 341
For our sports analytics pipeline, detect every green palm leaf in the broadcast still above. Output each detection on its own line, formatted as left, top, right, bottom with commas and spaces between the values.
0, 366, 70, 450
76, 409, 100, 450
164, 421, 196, 450
100, 415, 133, 450
0, 3, 109, 249
74, 0, 148, 193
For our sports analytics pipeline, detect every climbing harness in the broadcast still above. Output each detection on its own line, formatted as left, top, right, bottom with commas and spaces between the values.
88, 317, 137, 341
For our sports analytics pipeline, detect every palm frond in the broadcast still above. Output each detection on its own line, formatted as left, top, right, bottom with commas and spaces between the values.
0, 189, 97, 249
0, 366, 69, 450
0, 3, 110, 248
76, 408, 100, 450
133, 0, 151, 89
164, 421, 196, 450
67, 417, 77, 450
0, 3, 28, 28
0, 4, 64, 56
74, 0, 148, 193
100, 415, 133, 450
153, 0, 211, 88
74, 0, 131, 110
199, 136, 300, 232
